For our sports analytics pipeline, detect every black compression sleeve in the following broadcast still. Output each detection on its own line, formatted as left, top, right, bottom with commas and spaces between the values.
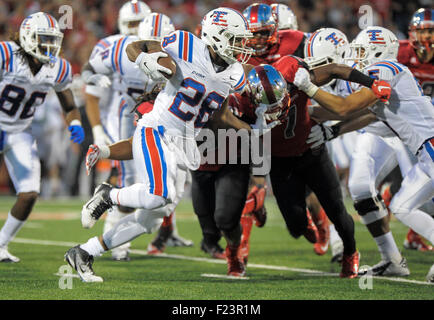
348, 69, 374, 88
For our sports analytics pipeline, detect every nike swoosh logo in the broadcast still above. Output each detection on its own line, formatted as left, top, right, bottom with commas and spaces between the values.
230, 76, 237, 81
377, 86, 389, 91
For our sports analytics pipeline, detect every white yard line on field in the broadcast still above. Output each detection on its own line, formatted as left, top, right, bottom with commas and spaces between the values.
12, 237, 434, 286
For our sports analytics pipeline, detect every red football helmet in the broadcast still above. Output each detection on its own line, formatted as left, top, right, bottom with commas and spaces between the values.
243, 3, 278, 56
409, 8, 434, 59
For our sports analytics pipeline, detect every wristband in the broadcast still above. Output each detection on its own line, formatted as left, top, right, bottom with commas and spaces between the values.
70, 119, 82, 127
99, 145, 110, 159
348, 69, 374, 88
330, 123, 341, 140
305, 83, 319, 98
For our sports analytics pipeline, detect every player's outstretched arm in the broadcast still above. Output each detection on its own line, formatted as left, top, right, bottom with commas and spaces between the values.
56, 89, 85, 144
85, 138, 133, 175
307, 111, 377, 148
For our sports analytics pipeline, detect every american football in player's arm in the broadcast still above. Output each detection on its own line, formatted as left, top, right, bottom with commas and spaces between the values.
126, 40, 177, 79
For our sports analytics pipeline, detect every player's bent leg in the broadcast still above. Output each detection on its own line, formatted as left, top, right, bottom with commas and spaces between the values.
103, 206, 133, 261
390, 163, 434, 246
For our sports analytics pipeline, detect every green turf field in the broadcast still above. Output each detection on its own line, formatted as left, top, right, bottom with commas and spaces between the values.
0, 196, 433, 300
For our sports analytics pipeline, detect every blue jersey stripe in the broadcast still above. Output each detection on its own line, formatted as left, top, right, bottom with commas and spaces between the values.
178, 31, 184, 60
118, 37, 127, 75
425, 141, 434, 161
153, 129, 168, 198
6, 42, 13, 72
111, 40, 117, 72
55, 59, 64, 82
141, 127, 155, 194
188, 33, 193, 63
61, 60, 70, 83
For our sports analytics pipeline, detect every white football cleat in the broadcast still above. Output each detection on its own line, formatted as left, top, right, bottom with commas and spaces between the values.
426, 264, 434, 283
358, 257, 410, 277
111, 243, 131, 261
64, 246, 103, 283
330, 240, 343, 263
81, 183, 114, 229
0, 246, 20, 263
166, 233, 194, 247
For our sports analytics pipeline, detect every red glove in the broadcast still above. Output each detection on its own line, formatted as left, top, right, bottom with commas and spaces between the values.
242, 185, 267, 227
371, 80, 392, 103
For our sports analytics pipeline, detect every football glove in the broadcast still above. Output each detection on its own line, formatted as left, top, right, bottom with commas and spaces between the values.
85, 144, 109, 175
135, 52, 172, 81
251, 104, 281, 137
371, 80, 392, 103
293, 68, 319, 97
68, 121, 85, 144
306, 123, 339, 149
242, 184, 267, 228
92, 124, 111, 146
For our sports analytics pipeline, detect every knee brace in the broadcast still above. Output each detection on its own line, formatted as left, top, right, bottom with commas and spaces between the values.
353, 194, 388, 225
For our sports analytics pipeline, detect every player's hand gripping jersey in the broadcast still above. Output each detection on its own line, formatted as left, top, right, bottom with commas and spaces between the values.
0, 41, 72, 133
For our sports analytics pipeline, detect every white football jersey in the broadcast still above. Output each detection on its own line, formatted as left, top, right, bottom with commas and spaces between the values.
138, 30, 246, 138
89, 35, 162, 110
0, 41, 72, 133
363, 60, 434, 154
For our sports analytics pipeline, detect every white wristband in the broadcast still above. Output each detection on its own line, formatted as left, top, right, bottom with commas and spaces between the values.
99, 145, 110, 159
70, 119, 82, 127
305, 84, 319, 98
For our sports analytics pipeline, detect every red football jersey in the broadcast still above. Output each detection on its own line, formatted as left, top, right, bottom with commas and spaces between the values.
270, 55, 316, 157
247, 29, 306, 66
398, 40, 434, 98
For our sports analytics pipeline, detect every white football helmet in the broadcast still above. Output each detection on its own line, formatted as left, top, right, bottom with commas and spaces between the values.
138, 13, 175, 41
270, 3, 298, 30
304, 28, 349, 68
346, 26, 399, 69
201, 7, 254, 64
19, 12, 63, 64
118, 0, 151, 35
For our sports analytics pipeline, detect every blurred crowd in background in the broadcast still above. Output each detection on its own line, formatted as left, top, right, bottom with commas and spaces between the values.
0, 0, 431, 198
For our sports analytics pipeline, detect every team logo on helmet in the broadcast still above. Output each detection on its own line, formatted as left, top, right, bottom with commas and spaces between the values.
211, 11, 229, 26
367, 30, 386, 44
325, 32, 344, 46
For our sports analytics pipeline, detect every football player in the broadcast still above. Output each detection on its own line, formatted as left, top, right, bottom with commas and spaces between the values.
82, 0, 152, 261
235, 58, 391, 278
0, 13, 84, 262
270, 3, 298, 31
64, 7, 275, 282
242, 3, 329, 256
303, 27, 353, 262
397, 8, 434, 251
294, 26, 434, 282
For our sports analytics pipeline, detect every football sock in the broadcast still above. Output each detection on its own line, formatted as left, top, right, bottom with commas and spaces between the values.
80, 236, 105, 257
109, 183, 166, 210
374, 232, 402, 263
0, 212, 25, 247
329, 224, 342, 246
